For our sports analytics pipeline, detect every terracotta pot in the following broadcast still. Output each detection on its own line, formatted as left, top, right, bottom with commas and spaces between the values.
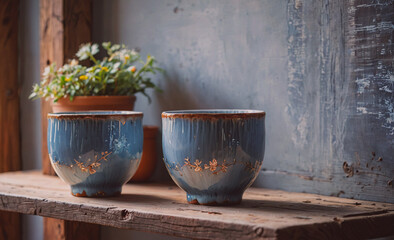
51, 96, 136, 113
130, 126, 159, 182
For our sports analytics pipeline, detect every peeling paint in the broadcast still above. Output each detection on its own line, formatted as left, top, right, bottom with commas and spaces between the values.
356, 107, 369, 114
355, 77, 370, 94
348, 0, 394, 136
287, 0, 310, 147
379, 85, 392, 93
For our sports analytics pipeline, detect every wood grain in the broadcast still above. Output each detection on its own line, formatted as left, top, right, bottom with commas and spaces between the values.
0, 0, 21, 174
63, 0, 92, 61
257, 0, 394, 204
39, 0, 97, 238
44, 218, 66, 240
0, 211, 21, 240
0, 1, 21, 240
40, 0, 63, 176
0, 171, 393, 240
40, 0, 92, 175
44, 218, 100, 240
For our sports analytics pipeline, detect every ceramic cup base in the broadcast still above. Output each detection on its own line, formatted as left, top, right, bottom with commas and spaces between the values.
186, 193, 243, 205
71, 185, 122, 197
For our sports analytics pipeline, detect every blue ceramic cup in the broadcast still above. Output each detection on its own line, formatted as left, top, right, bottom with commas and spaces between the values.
162, 110, 265, 205
47, 111, 143, 197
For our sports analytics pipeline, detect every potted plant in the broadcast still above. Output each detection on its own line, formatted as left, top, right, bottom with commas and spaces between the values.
30, 42, 162, 181
30, 42, 162, 112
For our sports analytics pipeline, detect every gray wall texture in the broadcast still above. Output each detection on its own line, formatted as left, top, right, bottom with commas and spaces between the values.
93, 0, 394, 203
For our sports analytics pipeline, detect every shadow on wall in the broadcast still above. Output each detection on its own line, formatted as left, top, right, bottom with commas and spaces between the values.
150, 68, 202, 182
156, 66, 238, 112
156, 69, 203, 111
150, 131, 170, 182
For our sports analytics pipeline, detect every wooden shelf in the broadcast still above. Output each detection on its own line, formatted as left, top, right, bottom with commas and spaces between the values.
0, 171, 393, 239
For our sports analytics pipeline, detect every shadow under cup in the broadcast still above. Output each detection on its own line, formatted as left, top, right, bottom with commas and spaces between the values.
162, 110, 266, 205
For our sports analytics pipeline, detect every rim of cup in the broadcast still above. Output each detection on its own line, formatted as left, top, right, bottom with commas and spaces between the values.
162, 109, 265, 119
48, 111, 143, 119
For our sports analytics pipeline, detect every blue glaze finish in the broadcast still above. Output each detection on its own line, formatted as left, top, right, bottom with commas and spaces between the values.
47, 111, 143, 197
162, 110, 265, 205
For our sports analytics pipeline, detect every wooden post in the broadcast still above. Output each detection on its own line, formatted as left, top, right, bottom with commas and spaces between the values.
40, 0, 93, 175
40, 0, 100, 239
0, 1, 21, 240
44, 218, 100, 240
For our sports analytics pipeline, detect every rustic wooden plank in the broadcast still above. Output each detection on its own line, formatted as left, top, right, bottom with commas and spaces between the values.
39, 0, 97, 238
63, 0, 92, 61
0, 171, 393, 240
343, 0, 394, 198
258, 0, 394, 204
44, 218, 100, 240
43, 218, 66, 240
0, 211, 21, 240
40, 0, 63, 176
0, 1, 21, 240
40, 0, 92, 175
0, 0, 21, 175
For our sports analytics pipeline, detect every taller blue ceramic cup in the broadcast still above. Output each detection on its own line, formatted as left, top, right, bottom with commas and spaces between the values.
47, 111, 143, 197
162, 110, 265, 205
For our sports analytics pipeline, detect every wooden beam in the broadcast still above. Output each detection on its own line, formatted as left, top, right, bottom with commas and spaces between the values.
0, 0, 21, 240
0, 0, 21, 174
44, 218, 100, 240
0, 211, 21, 240
40, 0, 93, 175
39, 0, 99, 239
40, 0, 63, 176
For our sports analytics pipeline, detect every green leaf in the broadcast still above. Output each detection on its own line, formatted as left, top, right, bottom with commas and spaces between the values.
76, 43, 91, 60
111, 44, 121, 52
91, 43, 99, 55
114, 62, 121, 68
30, 41, 164, 103
140, 90, 152, 103
102, 42, 111, 50
28, 92, 37, 99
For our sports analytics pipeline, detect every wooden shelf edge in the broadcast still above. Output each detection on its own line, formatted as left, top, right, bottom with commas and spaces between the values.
0, 171, 393, 239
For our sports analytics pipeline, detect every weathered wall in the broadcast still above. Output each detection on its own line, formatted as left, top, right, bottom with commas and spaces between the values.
93, 0, 393, 204
93, 0, 289, 184
258, 0, 394, 202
